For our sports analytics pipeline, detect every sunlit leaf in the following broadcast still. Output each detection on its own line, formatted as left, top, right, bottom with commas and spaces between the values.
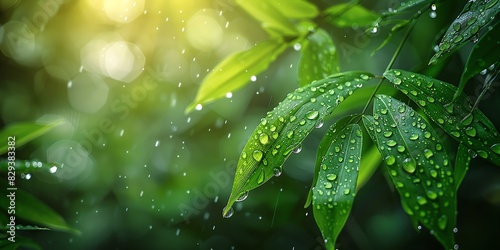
454, 143, 471, 191
325, 3, 379, 28
305, 115, 358, 208
236, 0, 299, 37
384, 69, 500, 166
298, 28, 340, 86
0, 159, 62, 174
270, 0, 319, 19
186, 40, 287, 113
0, 118, 64, 155
223, 71, 373, 217
312, 124, 362, 250
0, 180, 80, 235
429, 0, 500, 64
363, 95, 456, 249
456, 22, 500, 100
356, 143, 381, 191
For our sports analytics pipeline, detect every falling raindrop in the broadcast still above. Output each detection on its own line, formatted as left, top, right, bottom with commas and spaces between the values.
292, 144, 302, 154
250, 75, 257, 82
273, 167, 282, 177
223, 206, 234, 218
49, 166, 57, 173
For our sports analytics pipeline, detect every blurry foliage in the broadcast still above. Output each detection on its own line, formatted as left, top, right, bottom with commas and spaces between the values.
0, 0, 499, 250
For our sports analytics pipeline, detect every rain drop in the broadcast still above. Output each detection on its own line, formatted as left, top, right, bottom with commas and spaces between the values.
402, 158, 416, 173
490, 143, 500, 155
273, 167, 282, 177
385, 155, 396, 166
250, 75, 257, 82
195, 104, 203, 110
259, 133, 270, 145
223, 206, 234, 218
306, 110, 319, 120
252, 150, 263, 161
292, 144, 302, 154
236, 191, 249, 202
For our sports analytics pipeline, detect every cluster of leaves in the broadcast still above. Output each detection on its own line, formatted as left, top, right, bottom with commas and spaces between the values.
188, 0, 500, 249
0, 118, 80, 250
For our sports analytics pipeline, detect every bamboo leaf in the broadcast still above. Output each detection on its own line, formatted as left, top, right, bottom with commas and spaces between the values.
454, 143, 471, 191
325, 3, 379, 28
381, 0, 433, 17
456, 22, 500, 100
0, 118, 64, 155
384, 69, 500, 166
186, 40, 287, 113
429, 0, 500, 64
223, 71, 373, 217
311, 124, 362, 250
363, 95, 456, 249
298, 28, 340, 87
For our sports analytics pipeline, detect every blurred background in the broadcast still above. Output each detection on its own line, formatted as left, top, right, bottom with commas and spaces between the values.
0, 0, 499, 249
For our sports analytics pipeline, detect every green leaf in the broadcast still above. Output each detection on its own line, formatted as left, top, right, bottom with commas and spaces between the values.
0, 180, 80, 235
454, 143, 471, 191
384, 69, 500, 166
381, 0, 433, 17
363, 95, 456, 249
305, 115, 358, 208
298, 28, 340, 87
356, 143, 381, 191
0, 159, 63, 174
236, 0, 299, 37
0, 118, 64, 155
429, 0, 500, 64
311, 124, 362, 250
186, 40, 287, 113
223, 71, 373, 217
270, 0, 319, 19
456, 22, 500, 100
325, 3, 379, 28
371, 20, 410, 56
0, 234, 42, 250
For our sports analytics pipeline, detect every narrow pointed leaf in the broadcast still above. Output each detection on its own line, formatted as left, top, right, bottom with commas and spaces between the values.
0, 118, 64, 155
325, 3, 379, 28
384, 69, 500, 166
305, 115, 358, 208
454, 143, 471, 191
429, 0, 500, 64
381, 0, 432, 17
456, 22, 500, 100
298, 28, 340, 87
356, 144, 382, 191
0, 159, 62, 173
312, 124, 362, 250
0, 180, 80, 235
236, 0, 299, 37
186, 40, 287, 113
371, 20, 410, 56
270, 0, 319, 19
363, 95, 456, 249
223, 71, 373, 217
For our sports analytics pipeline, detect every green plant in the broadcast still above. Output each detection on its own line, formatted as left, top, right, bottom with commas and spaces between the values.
187, 0, 499, 249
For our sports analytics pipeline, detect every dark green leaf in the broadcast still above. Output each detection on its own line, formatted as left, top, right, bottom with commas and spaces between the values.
223, 71, 373, 217
186, 40, 287, 113
382, 0, 433, 17
363, 95, 456, 249
0, 180, 80, 235
454, 144, 471, 191
0, 118, 64, 155
371, 20, 410, 56
305, 115, 358, 208
456, 22, 500, 100
312, 124, 362, 250
429, 0, 500, 64
384, 69, 500, 166
236, 0, 299, 37
0, 234, 42, 250
298, 28, 340, 87
325, 3, 379, 28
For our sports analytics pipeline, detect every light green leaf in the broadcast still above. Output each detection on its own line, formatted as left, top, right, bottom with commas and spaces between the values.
0, 180, 80, 235
312, 124, 362, 250
0, 159, 62, 174
298, 28, 340, 86
305, 115, 358, 208
454, 143, 471, 191
429, 0, 500, 64
325, 3, 379, 28
456, 22, 500, 100
0, 118, 64, 155
236, 0, 299, 37
270, 0, 319, 19
384, 69, 500, 166
356, 143, 381, 191
186, 40, 287, 113
363, 95, 456, 249
223, 71, 373, 217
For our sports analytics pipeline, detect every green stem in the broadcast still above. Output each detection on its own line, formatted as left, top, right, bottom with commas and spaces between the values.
360, 17, 418, 115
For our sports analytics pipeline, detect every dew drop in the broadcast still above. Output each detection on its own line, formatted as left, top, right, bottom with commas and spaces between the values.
383, 131, 393, 137
259, 133, 269, 145
409, 134, 419, 141
402, 158, 416, 173
306, 110, 319, 120
195, 104, 203, 111
424, 149, 434, 159
250, 75, 257, 82
252, 150, 263, 161
236, 191, 248, 202
386, 140, 397, 147
257, 169, 265, 184
385, 155, 396, 166
326, 173, 337, 181
397, 145, 406, 153
293, 144, 302, 154
315, 119, 324, 128
223, 206, 234, 218
490, 143, 500, 155
476, 150, 488, 159
426, 190, 437, 200
416, 196, 427, 205
324, 182, 333, 189
393, 78, 402, 85
438, 215, 447, 230
293, 43, 302, 51
343, 189, 350, 195
273, 167, 282, 177
450, 131, 460, 138
465, 127, 477, 137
